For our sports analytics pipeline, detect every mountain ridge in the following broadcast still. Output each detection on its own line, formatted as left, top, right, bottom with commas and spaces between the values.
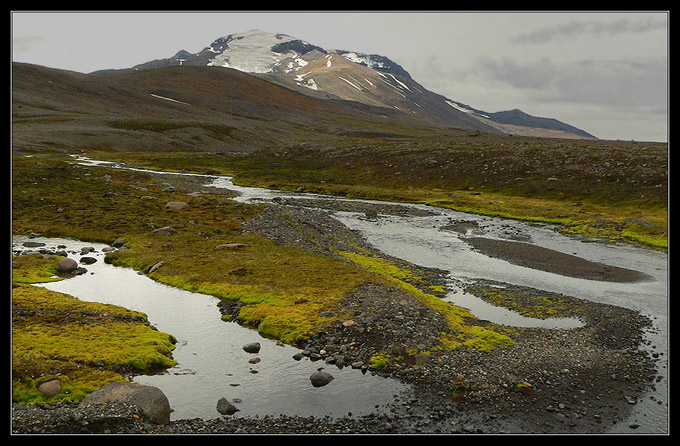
90, 29, 596, 140
12, 61, 471, 154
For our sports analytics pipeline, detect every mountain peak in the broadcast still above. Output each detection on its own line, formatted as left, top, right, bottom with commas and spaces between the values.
89, 30, 596, 140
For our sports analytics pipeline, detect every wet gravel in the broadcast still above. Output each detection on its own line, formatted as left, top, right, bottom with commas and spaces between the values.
11, 193, 663, 435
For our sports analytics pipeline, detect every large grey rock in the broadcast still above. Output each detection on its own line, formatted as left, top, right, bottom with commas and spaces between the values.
216, 398, 240, 415
310, 371, 334, 387
57, 257, 78, 273
80, 382, 171, 424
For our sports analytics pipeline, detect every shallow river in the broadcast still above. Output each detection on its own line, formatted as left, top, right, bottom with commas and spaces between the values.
13, 156, 668, 432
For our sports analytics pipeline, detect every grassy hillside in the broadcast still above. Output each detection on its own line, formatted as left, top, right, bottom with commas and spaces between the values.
12, 62, 447, 154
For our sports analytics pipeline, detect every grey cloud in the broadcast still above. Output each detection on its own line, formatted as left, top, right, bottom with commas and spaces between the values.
470, 56, 667, 111
12, 34, 47, 52
473, 57, 558, 90
510, 17, 667, 44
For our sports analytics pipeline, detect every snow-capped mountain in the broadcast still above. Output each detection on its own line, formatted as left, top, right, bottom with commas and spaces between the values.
92, 30, 595, 139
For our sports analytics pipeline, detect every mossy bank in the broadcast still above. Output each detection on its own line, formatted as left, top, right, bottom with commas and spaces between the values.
89, 135, 667, 250
11, 154, 516, 405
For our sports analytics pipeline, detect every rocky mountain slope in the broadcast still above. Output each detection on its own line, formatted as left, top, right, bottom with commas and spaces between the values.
12, 60, 463, 155
90, 30, 596, 140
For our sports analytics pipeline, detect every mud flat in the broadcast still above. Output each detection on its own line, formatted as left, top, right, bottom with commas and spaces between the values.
464, 236, 654, 283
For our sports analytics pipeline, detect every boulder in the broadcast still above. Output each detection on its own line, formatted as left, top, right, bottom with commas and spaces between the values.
310, 371, 334, 388
80, 382, 171, 424
216, 398, 240, 415
38, 379, 62, 398
57, 257, 78, 273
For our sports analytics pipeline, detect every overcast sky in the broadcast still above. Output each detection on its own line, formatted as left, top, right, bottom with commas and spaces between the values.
12, 11, 668, 142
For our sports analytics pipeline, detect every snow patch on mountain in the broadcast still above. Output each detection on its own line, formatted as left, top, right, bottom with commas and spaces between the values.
446, 100, 489, 118
150, 94, 191, 106
339, 76, 363, 91
206, 30, 302, 73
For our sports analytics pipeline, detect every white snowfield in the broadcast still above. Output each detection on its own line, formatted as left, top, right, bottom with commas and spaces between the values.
207, 30, 301, 73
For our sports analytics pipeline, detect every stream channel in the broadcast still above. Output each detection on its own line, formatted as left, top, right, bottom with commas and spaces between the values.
13, 155, 668, 433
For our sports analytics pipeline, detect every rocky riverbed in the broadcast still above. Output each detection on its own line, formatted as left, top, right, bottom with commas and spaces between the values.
11, 177, 663, 435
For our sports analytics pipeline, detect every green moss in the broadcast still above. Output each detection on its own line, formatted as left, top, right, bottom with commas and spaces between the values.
12, 367, 127, 405
106, 236, 376, 345
12, 284, 177, 404
12, 254, 63, 284
428, 285, 446, 293
462, 326, 515, 352
369, 352, 391, 368
470, 286, 582, 320
13, 155, 380, 345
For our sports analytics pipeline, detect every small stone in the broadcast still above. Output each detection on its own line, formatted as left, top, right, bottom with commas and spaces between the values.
164, 201, 188, 210
152, 226, 176, 236
147, 261, 165, 274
